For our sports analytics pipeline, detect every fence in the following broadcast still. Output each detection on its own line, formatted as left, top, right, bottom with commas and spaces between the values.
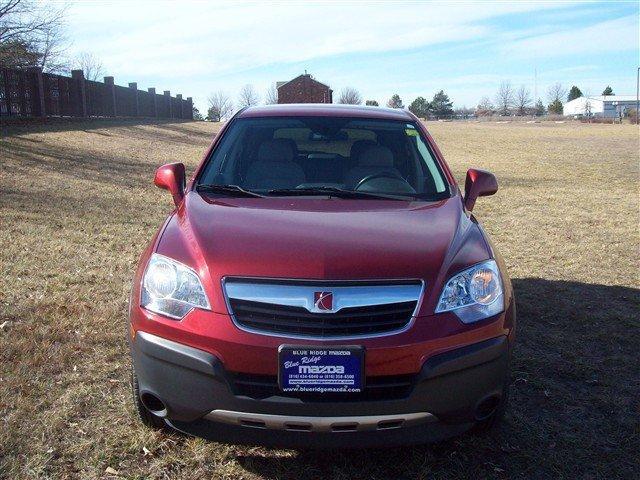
0, 67, 193, 120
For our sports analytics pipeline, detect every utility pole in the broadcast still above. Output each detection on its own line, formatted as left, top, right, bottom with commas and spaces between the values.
534, 67, 538, 119
534, 67, 537, 104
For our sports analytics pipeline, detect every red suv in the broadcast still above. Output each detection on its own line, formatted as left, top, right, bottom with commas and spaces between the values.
129, 104, 515, 448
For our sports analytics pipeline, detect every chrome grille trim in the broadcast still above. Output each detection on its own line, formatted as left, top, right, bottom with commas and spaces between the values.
224, 281, 423, 314
222, 278, 425, 339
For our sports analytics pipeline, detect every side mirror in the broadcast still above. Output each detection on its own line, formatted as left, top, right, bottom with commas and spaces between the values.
154, 163, 186, 207
464, 168, 498, 212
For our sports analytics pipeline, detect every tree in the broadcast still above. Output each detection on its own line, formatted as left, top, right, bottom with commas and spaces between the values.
454, 106, 474, 118
264, 83, 278, 104
430, 90, 453, 118
72, 52, 104, 81
495, 81, 514, 116
567, 86, 582, 102
0, 0, 68, 71
238, 84, 259, 108
476, 96, 494, 116
386, 94, 404, 109
534, 99, 546, 116
547, 83, 567, 115
408, 96, 430, 118
192, 106, 204, 121
548, 100, 563, 114
515, 85, 532, 115
602, 85, 614, 96
207, 91, 233, 122
583, 97, 593, 119
338, 87, 362, 105
365, 100, 379, 106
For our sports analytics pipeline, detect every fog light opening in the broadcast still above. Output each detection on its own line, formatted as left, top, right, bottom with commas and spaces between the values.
140, 392, 167, 417
475, 395, 500, 421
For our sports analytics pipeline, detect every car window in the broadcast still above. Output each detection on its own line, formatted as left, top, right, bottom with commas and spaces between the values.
197, 117, 450, 200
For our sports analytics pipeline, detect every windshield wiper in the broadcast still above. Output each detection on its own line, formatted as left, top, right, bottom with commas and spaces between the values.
267, 186, 415, 200
196, 184, 264, 198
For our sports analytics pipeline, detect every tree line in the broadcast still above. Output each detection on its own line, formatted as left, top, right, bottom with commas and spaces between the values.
333, 88, 455, 119
204, 79, 619, 122
203, 86, 456, 121
477, 81, 616, 117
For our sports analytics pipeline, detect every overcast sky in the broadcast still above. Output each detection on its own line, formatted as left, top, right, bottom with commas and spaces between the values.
64, 0, 639, 113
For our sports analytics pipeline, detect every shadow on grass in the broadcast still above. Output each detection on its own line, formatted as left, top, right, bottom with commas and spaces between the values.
2, 140, 154, 189
1, 116, 202, 136
229, 278, 639, 479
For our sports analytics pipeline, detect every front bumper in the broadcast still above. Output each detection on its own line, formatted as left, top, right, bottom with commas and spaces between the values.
130, 331, 510, 447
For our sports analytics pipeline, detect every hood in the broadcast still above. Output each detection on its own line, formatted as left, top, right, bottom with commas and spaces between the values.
157, 192, 491, 316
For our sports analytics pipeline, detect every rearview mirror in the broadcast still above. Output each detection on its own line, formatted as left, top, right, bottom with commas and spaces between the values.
154, 163, 186, 207
464, 168, 498, 212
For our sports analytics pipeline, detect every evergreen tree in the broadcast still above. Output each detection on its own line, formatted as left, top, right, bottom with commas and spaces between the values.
534, 99, 546, 116
192, 106, 204, 121
548, 100, 563, 115
567, 86, 582, 101
602, 86, 614, 96
430, 90, 454, 118
408, 97, 430, 118
386, 94, 404, 109
365, 100, 379, 106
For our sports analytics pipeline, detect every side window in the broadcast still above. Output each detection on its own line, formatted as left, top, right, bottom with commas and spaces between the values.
415, 135, 446, 193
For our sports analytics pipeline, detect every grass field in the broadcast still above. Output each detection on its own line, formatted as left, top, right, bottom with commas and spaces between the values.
1, 118, 638, 479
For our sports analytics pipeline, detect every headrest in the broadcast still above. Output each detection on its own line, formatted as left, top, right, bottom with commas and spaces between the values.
257, 139, 294, 163
350, 139, 376, 160
358, 145, 394, 167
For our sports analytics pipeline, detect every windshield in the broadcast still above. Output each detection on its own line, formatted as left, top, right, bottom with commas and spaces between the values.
197, 117, 450, 200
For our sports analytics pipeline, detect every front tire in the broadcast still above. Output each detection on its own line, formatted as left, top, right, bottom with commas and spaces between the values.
131, 366, 166, 429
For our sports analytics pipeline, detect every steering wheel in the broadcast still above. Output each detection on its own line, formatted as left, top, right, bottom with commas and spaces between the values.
354, 171, 409, 191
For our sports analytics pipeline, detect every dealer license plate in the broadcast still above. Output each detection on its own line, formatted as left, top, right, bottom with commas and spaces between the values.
278, 345, 364, 393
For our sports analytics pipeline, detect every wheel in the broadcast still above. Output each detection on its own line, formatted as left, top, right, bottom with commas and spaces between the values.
131, 366, 166, 429
472, 382, 509, 434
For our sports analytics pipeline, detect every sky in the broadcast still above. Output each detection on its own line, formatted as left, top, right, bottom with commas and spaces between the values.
62, 0, 639, 113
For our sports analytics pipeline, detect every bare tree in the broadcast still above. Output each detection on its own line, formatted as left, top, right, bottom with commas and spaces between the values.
547, 83, 567, 104
264, 83, 278, 104
338, 87, 362, 105
0, 0, 68, 71
238, 84, 259, 108
584, 97, 592, 120
495, 81, 514, 116
72, 52, 104, 81
476, 96, 494, 116
582, 90, 592, 122
547, 83, 567, 115
207, 91, 233, 122
515, 85, 532, 116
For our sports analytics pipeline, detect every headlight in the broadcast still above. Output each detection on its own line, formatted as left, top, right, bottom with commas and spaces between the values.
141, 253, 210, 319
435, 260, 503, 323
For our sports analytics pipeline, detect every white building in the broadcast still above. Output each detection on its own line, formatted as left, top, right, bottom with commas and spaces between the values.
564, 95, 638, 118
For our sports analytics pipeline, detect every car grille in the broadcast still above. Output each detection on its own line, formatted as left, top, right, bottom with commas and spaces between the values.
229, 298, 417, 337
230, 372, 417, 401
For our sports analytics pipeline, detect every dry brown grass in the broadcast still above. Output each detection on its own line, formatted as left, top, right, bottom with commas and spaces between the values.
1, 118, 638, 479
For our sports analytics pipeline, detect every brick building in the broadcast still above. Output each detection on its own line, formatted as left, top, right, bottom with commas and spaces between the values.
276, 73, 333, 104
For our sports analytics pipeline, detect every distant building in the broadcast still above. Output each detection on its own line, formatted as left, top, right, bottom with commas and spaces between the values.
277, 73, 333, 104
564, 95, 637, 118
